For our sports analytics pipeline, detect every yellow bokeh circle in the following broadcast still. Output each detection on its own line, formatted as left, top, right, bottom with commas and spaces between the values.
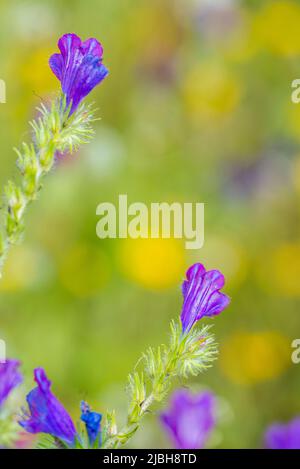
118, 237, 185, 290
220, 331, 291, 385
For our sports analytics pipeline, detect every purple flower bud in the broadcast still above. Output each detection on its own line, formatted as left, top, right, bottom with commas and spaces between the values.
181, 263, 230, 333
19, 368, 76, 445
160, 389, 216, 449
0, 359, 22, 407
49, 33, 109, 115
265, 417, 300, 449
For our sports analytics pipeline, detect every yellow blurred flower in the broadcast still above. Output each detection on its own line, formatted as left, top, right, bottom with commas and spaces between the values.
256, 242, 300, 297
129, 3, 181, 59
118, 238, 185, 290
270, 243, 300, 297
182, 62, 241, 123
220, 331, 291, 385
0, 245, 44, 292
252, 1, 300, 56
59, 244, 110, 298
20, 45, 57, 94
225, 9, 259, 62
8, 44, 57, 123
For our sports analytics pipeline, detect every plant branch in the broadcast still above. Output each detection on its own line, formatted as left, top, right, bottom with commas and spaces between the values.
0, 95, 98, 277
102, 321, 217, 448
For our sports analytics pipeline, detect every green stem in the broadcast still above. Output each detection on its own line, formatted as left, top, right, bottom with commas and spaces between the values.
103, 322, 217, 448
0, 96, 97, 277
103, 355, 179, 448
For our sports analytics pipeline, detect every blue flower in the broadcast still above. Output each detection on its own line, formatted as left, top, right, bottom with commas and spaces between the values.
80, 401, 102, 447
49, 33, 109, 115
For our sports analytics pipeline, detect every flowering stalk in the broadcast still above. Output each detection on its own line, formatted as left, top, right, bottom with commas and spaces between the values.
0, 33, 108, 277
17, 263, 229, 449
0, 98, 97, 275
102, 320, 217, 448
102, 263, 230, 448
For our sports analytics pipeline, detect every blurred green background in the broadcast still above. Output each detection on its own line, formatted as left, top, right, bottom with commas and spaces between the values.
1, 0, 300, 448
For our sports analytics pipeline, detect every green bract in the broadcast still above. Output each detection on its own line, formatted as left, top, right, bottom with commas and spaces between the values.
102, 320, 217, 448
0, 96, 98, 276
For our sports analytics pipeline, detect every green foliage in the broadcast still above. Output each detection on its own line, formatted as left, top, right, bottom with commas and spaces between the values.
0, 413, 20, 448
36, 435, 61, 450
36, 431, 93, 450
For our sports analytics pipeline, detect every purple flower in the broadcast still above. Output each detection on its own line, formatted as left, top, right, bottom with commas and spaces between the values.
80, 401, 102, 447
0, 359, 22, 407
49, 33, 109, 115
19, 368, 76, 445
181, 263, 230, 333
160, 389, 216, 449
265, 417, 300, 449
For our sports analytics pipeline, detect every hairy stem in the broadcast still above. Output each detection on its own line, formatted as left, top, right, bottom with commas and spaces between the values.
103, 321, 217, 448
0, 96, 97, 277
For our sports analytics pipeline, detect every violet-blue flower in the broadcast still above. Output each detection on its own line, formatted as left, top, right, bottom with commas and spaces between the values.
265, 417, 300, 449
181, 263, 230, 333
160, 389, 216, 449
80, 401, 102, 447
19, 368, 76, 445
0, 359, 22, 407
49, 33, 109, 115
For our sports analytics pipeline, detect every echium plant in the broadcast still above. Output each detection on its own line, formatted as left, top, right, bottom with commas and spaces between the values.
102, 264, 230, 448
0, 34, 231, 449
17, 263, 230, 449
0, 33, 108, 276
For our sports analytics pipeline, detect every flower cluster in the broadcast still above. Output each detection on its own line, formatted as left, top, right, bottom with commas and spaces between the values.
2, 257, 298, 450
49, 33, 109, 115
19, 368, 102, 449
0, 261, 230, 449
0, 32, 234, 450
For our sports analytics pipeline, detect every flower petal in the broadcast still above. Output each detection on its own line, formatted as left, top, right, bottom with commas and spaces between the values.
80, 401, 102, 447
49, 33, 108, 114
19, 368, 76, 445
68, 55, 108, 113
160, 389, 216, 449
265, 417, 300, 449
0, 359, 22, 407
81, 38, 104, 58
49, 54, 64, 81
180, 263, 230, 332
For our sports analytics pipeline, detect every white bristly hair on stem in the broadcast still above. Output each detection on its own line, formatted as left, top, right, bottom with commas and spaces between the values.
0, 95, 99, 277
102, 320, 217, 448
